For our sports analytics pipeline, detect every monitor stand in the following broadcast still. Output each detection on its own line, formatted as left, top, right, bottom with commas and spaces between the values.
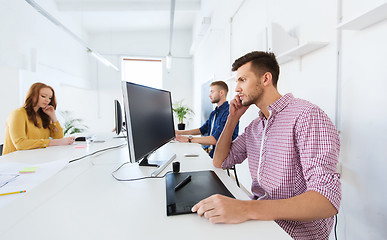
137, 146, 177, 176
139, 155, 159, 167
138, 153, 176, 169
151, 153, 176, 177
113, 131, 127, 139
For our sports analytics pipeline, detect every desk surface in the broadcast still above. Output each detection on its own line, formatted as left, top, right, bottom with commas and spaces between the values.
0, 136, 291, 240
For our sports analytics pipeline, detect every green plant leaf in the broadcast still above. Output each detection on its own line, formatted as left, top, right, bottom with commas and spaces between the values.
60, 111, 88, 136
172, 100, 194, 124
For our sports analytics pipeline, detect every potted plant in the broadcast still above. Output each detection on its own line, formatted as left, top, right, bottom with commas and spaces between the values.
60, 110, 88, 135
172, 100, 194, 130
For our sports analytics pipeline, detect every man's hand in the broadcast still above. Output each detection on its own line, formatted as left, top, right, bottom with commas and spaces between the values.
212, 95, 247, 168
175, 134, 189, 143
229, 95, 249, 120
191, 194, 251, 224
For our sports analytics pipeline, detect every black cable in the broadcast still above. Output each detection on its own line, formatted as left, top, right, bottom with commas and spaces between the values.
111, 161, 172, 181
233, 166, 240, 187
334, 214, 338, 240
226, 165, 240, 187
68, 143, 127, 163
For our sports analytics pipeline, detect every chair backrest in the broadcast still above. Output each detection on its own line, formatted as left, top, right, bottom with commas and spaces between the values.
0, 144, 3, 156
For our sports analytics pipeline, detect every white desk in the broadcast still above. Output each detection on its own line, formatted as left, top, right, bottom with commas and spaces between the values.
0, 137, 292, 240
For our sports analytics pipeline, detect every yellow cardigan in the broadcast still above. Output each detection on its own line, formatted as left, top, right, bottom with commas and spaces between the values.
3, 107, 64, 155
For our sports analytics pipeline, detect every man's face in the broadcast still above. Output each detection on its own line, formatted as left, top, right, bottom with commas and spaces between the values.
209, 86, 222, 104
235, 62, 264, 106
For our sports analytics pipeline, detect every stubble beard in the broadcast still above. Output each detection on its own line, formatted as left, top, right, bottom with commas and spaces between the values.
241, 85, 264, 107
211, 97, 220, 104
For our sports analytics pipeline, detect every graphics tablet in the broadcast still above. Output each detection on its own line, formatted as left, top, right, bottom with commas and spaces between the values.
165, 170, 234, 216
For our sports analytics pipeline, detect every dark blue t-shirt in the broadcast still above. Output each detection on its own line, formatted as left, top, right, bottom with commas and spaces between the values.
199, 101, 239, 158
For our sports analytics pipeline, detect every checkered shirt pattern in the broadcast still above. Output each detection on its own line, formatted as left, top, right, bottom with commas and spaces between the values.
222, 93, 341, 240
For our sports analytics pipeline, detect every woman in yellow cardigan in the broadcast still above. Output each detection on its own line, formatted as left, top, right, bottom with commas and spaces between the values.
3, 82, 75, 155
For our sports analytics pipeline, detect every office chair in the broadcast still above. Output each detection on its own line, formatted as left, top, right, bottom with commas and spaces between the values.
0, 144, 3, 156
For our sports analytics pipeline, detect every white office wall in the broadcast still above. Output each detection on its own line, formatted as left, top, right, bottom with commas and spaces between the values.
87, 30, 194, 131
193, 0, 387, 239
338, 0, 387, 239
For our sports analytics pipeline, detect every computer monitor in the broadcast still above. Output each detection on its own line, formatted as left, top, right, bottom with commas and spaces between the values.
121, 81, 176, 168
114, 99, 123, 135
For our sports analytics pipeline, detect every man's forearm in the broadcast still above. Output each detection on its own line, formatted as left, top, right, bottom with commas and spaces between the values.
247, 191, 337, 222
176, 128, 201, 135
191, 136, 216, 145
213, 117, 239, 168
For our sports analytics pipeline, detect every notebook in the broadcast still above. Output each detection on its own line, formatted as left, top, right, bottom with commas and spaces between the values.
165, 170, 234, 216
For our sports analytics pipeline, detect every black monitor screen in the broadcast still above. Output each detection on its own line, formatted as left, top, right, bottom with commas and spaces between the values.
114, 99, 123, 135
121, 81, 175, 163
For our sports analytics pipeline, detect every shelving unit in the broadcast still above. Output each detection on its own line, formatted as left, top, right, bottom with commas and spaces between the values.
276, 41, 329, 65
337, 2, 387, 30
267, 23, 298, 55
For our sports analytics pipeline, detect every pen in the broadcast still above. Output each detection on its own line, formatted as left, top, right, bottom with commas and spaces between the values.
0, 190, 26, 196
174, 175, 192, 191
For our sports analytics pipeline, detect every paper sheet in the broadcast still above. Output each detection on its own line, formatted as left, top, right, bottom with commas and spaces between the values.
0, 159, 68, 209
0, 174, 19, 188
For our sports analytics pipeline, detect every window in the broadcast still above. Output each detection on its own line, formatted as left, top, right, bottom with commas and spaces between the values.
122, 58, 162, 89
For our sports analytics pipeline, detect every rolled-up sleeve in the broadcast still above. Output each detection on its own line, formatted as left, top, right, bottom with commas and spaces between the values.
296, 106, 341, 211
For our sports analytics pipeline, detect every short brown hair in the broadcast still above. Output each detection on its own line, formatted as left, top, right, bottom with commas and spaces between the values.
24, 82, 57, 129
232, 51, 280, 88
210, 81, 228, 93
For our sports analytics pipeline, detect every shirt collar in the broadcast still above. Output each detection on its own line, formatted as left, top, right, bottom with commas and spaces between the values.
215, 101, 229, 111
259, 93, 294, 120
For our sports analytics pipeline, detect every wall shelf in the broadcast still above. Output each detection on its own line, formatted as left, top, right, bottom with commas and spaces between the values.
276, 41, 329, 65
336, 2, 387, 30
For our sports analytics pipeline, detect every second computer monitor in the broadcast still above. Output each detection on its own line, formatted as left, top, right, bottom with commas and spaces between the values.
114, 99, 123, 135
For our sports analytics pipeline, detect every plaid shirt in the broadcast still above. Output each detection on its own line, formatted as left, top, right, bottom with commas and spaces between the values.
222, 93, 341, 240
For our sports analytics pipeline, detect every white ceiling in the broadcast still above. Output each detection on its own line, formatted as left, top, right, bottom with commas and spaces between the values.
54, 0, 201, 33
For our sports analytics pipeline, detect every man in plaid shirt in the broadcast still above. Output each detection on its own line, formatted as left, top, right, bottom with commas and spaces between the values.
192, 51, 341, 240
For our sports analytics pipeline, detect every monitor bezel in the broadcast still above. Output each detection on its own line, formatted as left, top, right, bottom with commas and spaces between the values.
121, 81, 175, 164
114, 99, 123, 135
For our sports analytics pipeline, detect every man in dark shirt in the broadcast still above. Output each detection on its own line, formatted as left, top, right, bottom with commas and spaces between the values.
175, 81, 239, 158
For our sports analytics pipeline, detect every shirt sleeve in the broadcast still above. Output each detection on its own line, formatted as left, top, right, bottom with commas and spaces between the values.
222, 129, 248, 169
295, 106, 341, 211
210, 111, 228, 141
199, 113, 212, 135
7, 110, 51, 150
49, 121, 64, 139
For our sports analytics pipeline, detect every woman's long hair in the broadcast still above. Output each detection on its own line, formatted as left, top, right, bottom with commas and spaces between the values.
23, 82, 57, 129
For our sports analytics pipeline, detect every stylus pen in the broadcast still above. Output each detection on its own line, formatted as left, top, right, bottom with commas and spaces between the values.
174, 175, 192, 191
